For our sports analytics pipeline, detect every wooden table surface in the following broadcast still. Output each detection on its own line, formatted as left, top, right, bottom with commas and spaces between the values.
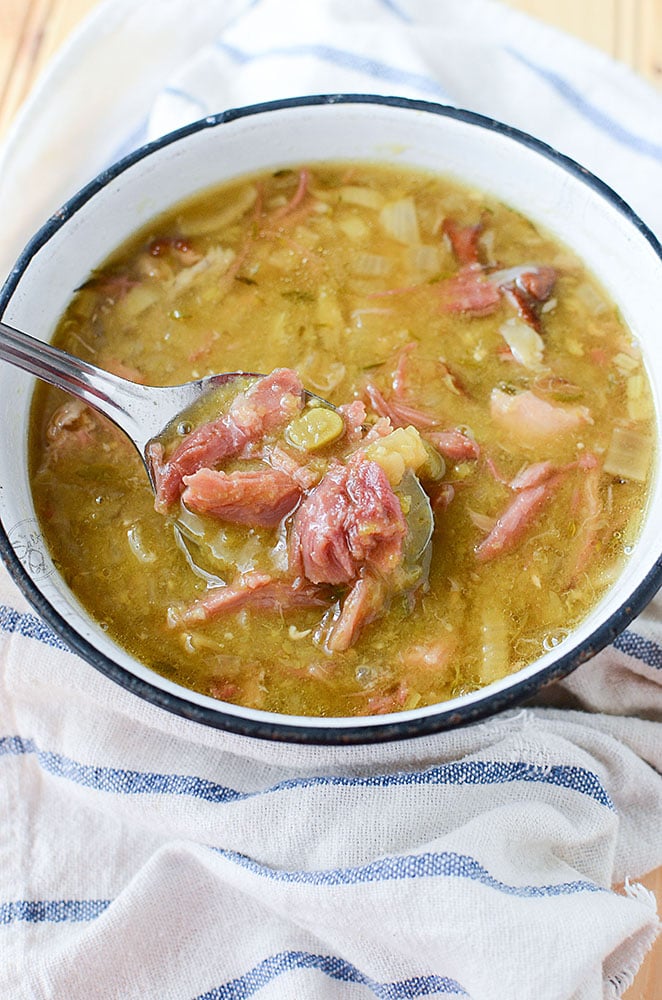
0, 1, 660, 997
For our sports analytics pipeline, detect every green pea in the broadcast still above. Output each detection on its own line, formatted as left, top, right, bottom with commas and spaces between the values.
285, 407, 345, 451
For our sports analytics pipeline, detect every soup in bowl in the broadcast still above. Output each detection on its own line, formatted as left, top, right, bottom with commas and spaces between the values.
1, 95, 661, 743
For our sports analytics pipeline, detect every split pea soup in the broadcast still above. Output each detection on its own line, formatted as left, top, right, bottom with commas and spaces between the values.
29, 162, 655, 717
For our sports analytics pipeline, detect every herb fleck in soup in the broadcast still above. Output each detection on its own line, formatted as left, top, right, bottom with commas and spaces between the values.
29, 163, 655, 717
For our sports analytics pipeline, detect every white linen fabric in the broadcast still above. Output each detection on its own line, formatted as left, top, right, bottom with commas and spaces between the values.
0, 2, 661, 998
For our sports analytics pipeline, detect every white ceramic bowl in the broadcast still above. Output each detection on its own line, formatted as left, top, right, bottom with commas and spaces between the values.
1, 95, 661, 743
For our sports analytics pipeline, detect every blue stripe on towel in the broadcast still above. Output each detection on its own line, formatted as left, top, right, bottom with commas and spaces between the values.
0, 737, 614, 809
211, 846, 607, 898
613, 629, 662, 669
506, 47, 662, 164
0, 605, 68, 651
215, 41, 452, 101
376, 0, 414, 23
162, 86, 210, 115
196, 952, 467, 999
106, 117, 150, 168
223, 0, 264, 33
0, 899, 110, 925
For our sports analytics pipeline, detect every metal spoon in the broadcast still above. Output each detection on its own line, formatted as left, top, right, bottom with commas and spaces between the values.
0, 319, 268, 468
0, 318, 433, 547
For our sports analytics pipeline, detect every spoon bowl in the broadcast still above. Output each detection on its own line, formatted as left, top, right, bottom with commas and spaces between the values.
0, 318, 273, 469
0, 318, 434, 546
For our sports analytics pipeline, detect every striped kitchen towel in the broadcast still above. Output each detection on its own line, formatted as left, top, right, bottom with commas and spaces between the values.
1, 1, 661, 998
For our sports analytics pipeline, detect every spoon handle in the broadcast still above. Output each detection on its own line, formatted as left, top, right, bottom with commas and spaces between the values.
0, 319, 148, 450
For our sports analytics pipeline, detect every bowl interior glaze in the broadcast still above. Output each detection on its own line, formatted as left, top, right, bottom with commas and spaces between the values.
1, 95, 661, 743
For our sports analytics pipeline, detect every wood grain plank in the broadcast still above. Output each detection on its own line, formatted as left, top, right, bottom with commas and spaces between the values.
620, 869, 662, 1000
639, 0, 662, 87
504, 0, 619, 56
0, 0, 54, 136
29, 0, 101, 81
614, 0, 640, 69
0, 0, 32, 113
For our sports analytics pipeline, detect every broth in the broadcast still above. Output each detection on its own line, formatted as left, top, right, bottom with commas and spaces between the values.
29, 162, 654, 716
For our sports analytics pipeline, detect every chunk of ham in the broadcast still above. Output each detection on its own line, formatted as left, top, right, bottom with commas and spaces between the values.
181, 467, 300, 527
171, 571, 329, 625
323, 573, 388, 652
501, 284, 541, 332
364, 681, 410, 715
362, 416, 394, 444
508, 460, 557, 491
290, 454, 407, 586
438, 253, 556, 326
567, 454, 604, 584
475, 452, 601, 563
519, 266, 556, 302
338, 399, 367, 442
39, 399, 113, 475
443, 219, 484, 267
264, 444, 319, 490
365, 382, 439, 430
149, 368, 305, 511
438, 265, 502, 316
425, 429, 480, 462
365, 383, 479, 461
148, 236, 203, 266
401, 636, 458, 671
494, 264, 557, 332
475, 473, 564, 562
45, 399, 97, 452
490, 388, 592, 444
429, 482, 455, 512
391, 341, 417, 396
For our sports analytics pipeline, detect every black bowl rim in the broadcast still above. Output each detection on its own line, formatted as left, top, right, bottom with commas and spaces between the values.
1, 92, 662, 745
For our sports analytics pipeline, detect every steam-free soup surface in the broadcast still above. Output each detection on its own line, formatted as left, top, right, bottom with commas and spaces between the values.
29, 163, 654, 716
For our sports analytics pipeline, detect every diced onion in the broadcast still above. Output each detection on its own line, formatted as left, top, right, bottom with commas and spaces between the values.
402, 690, 422, 710
269, 249, 297, 271
479, 229, 496, 264
184, 186, 257, 236
565, 338, 584, 357
338, 215, 369, 241
403, 244, 440, 278
293, 226, 320, 249
339, 186, 385, 209
379, 197, 421, 245
479, 605, 510, 684
486, 264, 539, 286
288, 624, 312, 640
626, 375, 653, 421
170, 246, 235, 297
613, 351, 640, 374
304, 361, 347, 394
127, 524, 156, 563
603, 425, 653, 481
420, 442, 446, 482
467, 509, 497, 533
116, 283, 159, 321
316, 287, 344, 327
574, 281, 609, 316
350, 252, 394, 277
499, 318, 545, 370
